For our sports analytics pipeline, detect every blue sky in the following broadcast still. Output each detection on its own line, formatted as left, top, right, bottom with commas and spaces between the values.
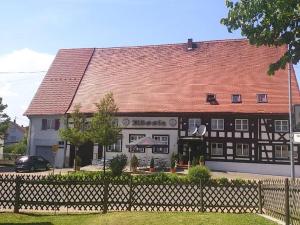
0, 0, 298, 125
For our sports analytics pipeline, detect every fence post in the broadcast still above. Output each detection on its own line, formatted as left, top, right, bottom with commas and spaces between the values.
284, 178, 290, 225
200, 179, 204, 212
14, 176, 21, 213
258, 180, 263, 214
102, 176, 109, 214
127, 176, 133, 211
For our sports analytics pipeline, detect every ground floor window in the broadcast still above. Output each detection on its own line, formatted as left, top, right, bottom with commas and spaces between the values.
129, 134, 146, 153
275, 145, 289, 159
211, 143, 223, 156
106, 135, 122, 152
236, 143, 249, 157
152, 135, 169, 154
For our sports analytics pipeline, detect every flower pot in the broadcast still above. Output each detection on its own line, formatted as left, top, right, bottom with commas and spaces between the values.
149, 167, 155, 172
170, 168, 176, 173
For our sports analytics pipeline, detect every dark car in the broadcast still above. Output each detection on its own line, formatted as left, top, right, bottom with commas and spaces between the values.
15, 156, 51, 172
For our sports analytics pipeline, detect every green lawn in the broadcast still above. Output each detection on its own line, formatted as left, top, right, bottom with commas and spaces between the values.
0, 212, 276, 225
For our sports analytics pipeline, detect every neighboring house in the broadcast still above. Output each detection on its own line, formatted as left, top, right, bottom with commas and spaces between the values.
25, 38, 300, 176
4, 120, 26, 146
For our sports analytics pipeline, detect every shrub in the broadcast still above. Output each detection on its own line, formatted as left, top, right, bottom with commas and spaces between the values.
109, 154, 128, 176
217, 177, 229, 185
188, 166, 211, 183
170, 153, 176, 168
150, 157, 155, 168
130, 154, 139, 172
191, 157, 199, 167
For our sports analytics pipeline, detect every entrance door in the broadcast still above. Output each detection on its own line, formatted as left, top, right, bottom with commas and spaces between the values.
179, 140, 206, 164
69, 142, 94, 167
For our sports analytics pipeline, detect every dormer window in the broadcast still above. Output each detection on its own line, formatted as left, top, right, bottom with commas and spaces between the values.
232, 94, 242, 103
206, 93, 216, 103
257, 94, 268, 103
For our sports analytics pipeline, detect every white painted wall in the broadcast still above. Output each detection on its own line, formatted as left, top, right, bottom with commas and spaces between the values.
28, 115, 65, 168
0, 138, 3, 159
206, 161, 300, 177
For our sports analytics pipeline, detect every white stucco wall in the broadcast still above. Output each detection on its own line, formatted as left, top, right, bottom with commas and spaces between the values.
206, 161, 300, 177
28, 115, 65, 168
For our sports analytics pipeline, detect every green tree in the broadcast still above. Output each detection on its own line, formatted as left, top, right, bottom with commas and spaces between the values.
59, 104, 89, 170
0, 97, 10, 139
221, 0, 300, 74
89, 92, 121, 173
3, 136, 27, 155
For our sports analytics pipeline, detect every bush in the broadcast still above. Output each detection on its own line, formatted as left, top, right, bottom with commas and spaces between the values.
191, 157, 199, 167
130, 154, 139, 172
188, 166, 211, 183
109, 154, 128, 176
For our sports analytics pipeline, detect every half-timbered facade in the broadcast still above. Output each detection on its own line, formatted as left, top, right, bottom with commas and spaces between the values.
25, 39, 300, 176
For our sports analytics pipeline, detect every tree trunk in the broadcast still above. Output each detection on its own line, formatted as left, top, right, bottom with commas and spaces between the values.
103, 145, 106, 174
74, 145, 79, 171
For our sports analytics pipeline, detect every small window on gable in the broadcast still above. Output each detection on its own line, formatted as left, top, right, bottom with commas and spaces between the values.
257, 94, 268, 103
232, 94, 242, 103
206, 93, 216, 103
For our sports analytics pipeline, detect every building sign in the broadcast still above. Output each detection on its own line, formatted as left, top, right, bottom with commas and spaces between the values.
294, 132, 300, 144
119, 117, 177, 128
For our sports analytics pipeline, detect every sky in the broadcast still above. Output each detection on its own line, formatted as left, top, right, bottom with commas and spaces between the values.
0, 0, 298, 126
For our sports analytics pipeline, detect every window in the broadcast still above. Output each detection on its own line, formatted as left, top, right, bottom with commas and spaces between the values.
235, 119, 248, 131
152, 135, 169, 154
206, 93, 216, 103
232, 94, 242, 103
188, 118, 201, 135
236, 143, 249, 157
129, 134, 146, 153
41, 119, 60, 130
275, 145, 289, 159
257, 94, 268, 103
107, 136, 122, 152
211, 143, 223, 156
275, 120, 289, 132
211, 119, 224, 130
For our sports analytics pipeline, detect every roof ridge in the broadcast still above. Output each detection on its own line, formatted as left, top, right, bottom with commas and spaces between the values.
59, 38, 248, 51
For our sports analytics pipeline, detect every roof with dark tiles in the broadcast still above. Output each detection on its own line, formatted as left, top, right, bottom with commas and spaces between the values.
25, 39, 300, 116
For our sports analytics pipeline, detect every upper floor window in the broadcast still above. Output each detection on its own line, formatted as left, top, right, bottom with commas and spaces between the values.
275, 120, 289, 132
107, 135, 122, 152
232, 94, 242, 103
235, 119, 248, 131
188, 118, 201, 135
129, 134, 145, 153
41, 119, 60, 130
152, 135, 169, 154
257, 94, 268, 103
275, 145, 289, 159
211, 143, 223, 156
236, 143, 249, 157
211, 119, 224, 130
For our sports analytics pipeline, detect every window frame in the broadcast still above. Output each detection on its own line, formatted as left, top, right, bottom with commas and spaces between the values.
257, 93, 268, 103
106, 135, 123, 152
275, 145, 289, 159
211, 143, 223, 156
231, 94, 242, 103
211, 119, 224, 131
274, 120, 289, 132
188, 118, 201, 135
128, 134, 146, 153
236, 143, 250, 157
152, 134, 169, 154
41, 119, 60, 130
235, 119, 248, 131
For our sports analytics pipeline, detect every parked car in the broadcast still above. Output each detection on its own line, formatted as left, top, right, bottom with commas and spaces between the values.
15, 156, 51, 172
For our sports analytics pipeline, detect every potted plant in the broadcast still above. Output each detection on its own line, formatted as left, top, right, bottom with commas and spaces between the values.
178, 153, 184, 166
130, 154, 139, 173
149, 157, 155, 172
199, 155, 205, 166
170, 159, 176, 173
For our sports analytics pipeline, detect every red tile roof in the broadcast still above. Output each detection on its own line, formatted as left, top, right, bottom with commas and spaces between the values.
25, 48, 94, 115
26, 39, 300, 116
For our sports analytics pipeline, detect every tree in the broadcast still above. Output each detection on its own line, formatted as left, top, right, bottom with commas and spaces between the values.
89, 92, 121, 173
59, 104, 89, 170
221, 0, 300, 74
0, 97, 10, 139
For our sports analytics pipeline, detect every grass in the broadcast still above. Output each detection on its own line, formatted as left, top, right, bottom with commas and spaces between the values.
0, 212, 277, 225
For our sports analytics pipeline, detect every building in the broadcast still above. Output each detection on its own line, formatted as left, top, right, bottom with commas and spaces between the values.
25, 39, 300, 176
4, 120, 26, 146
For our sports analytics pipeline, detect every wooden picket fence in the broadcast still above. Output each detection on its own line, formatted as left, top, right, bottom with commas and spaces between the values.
0, 174, 259, 213
262, 178, 300, 225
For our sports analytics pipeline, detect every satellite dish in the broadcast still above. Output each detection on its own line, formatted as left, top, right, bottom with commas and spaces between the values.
192, 127, 198, 135
198, 125, 206, 136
